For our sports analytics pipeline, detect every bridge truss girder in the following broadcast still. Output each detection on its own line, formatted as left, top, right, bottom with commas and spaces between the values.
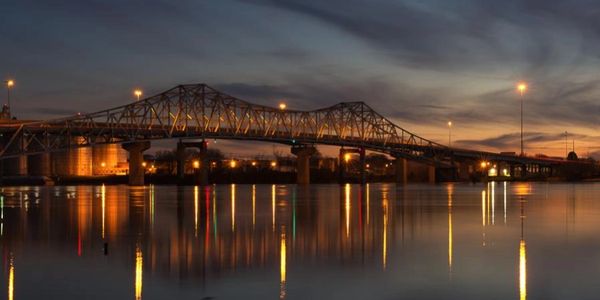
0, 84, 453, 165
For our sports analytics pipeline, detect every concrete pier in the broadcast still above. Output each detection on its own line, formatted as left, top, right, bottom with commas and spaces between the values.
122, 141, 151, 186
395, 157, 407, 185
28, 152, 51, 176
3, 155, 27, 176
177, 140, 209, 185
291, 145, 317, 184
428, 165, 436, 184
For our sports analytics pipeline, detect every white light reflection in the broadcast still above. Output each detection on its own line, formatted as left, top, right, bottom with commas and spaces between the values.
194, 185, 199, 237
448, 184, 453, 274
101, 184, 106, 239
135, 245, 143, 300
272, 184, 276, 232
503, 181, 507, 224
382, 188, 389, 270
280, 227, 287, 300
345, 184, 351, 238
231, 184, 236, 232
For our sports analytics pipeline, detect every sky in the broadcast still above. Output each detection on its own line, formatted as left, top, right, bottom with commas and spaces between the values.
2, 0, 600, 158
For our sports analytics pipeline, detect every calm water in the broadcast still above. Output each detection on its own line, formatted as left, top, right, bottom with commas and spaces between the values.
0, 182, 600, 299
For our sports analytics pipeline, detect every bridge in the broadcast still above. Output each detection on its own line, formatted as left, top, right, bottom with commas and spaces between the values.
0, 83, 590, 185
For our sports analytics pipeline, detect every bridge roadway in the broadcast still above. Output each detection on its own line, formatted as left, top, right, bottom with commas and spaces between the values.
0, 84, 589, 185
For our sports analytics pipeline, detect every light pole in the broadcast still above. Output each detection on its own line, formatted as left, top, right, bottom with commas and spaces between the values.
6, 79, 14, 117
565, 131, 568, 158
134, 89, 143, 101
447, 121, 452, 147
517, 82, 527, 156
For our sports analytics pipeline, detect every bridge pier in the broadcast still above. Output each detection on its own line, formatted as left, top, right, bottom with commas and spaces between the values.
337, 147, 367, 184
176, 141, 186, 180
195, 142, 209, 185
3, 155, 27, 176
395, 157, 408, 185
291, 145, 316, 184
359, 147, 366, 185
428, 165, 436, 184
177, 140, 209, 185
28, 152, 52, 176
338, 149, 345, 184
456, 162, 472, 181
122, 141, 151, 186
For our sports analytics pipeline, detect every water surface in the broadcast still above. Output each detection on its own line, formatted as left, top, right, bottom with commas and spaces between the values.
0, 182, 598, 299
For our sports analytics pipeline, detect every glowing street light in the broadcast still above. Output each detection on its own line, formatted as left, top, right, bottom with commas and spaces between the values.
230, 160, 237, 168
517, 82, 528, 156
134, 89, 143, 101
517, 82, 527, 96
344, 153, 351, 163
447, 121, 452, 147
5, 79, 14, 117
270, 161, 277, 167
192, 160, 200, 169
279, 103, 287, 110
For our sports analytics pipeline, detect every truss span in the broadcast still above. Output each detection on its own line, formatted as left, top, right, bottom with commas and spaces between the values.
0, 84, 451, 163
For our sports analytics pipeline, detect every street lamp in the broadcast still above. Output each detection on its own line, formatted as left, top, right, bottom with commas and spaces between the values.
134, 89, 143, 101
279, 102, 287, 110
344, 153, 351, 163
517, 82, 527, 156
447, 121, 452, 147
564, 131, 568, 159
5, 79, 14, 117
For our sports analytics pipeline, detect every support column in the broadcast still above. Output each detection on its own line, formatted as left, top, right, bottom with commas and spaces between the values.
196, 142, 209, 186
359, 147, 366, 185
521, 164, 527, 178
28, 152, 51, 176
176, 140, 186, 180
395, 157, 408, 185
291, 145, 317, 184
178, 140, 209, 185
428, 165, 436, 184
4, 155, 27, 176
122, 141, 151, 186
338, 149, 345, 184
456, 162, 471, 181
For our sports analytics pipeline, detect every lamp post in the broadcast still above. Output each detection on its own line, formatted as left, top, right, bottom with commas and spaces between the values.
134, 89, 143, 101
6, 79, 14, 117
565, 131, 568, 159
447, 121, 452, 147
517, 82, 527, 156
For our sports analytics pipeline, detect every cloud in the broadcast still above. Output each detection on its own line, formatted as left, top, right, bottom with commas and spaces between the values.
456, 131, 590, 151
242, 0, 600, 74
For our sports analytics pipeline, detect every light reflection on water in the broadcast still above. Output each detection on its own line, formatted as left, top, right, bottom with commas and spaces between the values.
2, 183, 600, 299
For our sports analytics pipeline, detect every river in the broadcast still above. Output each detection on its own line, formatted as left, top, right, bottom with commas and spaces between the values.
0, 182, 598, 299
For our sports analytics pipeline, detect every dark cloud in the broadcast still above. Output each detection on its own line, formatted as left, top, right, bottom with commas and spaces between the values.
242, 0, 600, 74
215, 76, 452, 126
456, 131, 590, 150
28, 107, 80, 117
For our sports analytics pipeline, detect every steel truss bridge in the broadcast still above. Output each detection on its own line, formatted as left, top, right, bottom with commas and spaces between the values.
0, 84, 583, 169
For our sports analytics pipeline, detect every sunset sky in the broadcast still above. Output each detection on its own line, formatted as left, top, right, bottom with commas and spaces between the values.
3, 0, 600, 157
